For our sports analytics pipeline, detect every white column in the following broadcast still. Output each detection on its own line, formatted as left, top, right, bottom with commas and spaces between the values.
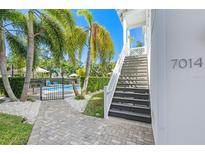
123, 17, 127, 45
127, 29, 130, 48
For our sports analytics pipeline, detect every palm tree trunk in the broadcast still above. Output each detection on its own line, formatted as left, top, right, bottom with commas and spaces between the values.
72, 81, 79, 96
20, 11, 35, 102
81, 30, 92, 97
0, 26, 18, 101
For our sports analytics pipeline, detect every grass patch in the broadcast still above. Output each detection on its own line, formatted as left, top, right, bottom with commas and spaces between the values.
75, 95, 85, 100
0, 113, 33, 145
84, 92, 104, 118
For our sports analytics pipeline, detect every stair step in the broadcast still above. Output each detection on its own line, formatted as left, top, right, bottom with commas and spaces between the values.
118, 78, 148, 82
109, 109, 151, 123
121, 72, 147, 77
123, 64, 148, 68
117, 82, 148, 86
122, 64, 147, 68
124, 57, 147, 61
124, 62, 147, 65
119, 76, 148, 80
121, 70, 148, 74
114, 91, 149, 99
112, 96, 149, 105
116, 87, 149, 93
125, 55, 147, 58
122, 66, 147, 70
111, 103, 151, 114
124, 60, 147, 64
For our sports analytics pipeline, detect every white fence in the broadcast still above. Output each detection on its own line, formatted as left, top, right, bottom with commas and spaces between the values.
130, 47, 146, 56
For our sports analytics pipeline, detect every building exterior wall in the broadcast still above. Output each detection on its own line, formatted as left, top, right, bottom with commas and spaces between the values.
151, 9, 205, 144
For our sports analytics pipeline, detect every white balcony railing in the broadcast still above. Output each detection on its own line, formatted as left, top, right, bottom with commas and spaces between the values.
130, 47, 146, 56
104, 43, 129, 119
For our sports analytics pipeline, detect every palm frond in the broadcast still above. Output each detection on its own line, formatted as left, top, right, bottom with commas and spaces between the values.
92, 22, 114, 63
77, 10, 93, 26
5, 32, 27, 58
44, 9, 75, 30
40, 12, 65, 64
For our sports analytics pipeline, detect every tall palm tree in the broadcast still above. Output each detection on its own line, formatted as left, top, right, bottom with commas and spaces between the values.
46, 10, 87, 96
77, 10, 114, 97
46, 10, 86, 66
0, 10, 25, 101
20, 9, 70, 101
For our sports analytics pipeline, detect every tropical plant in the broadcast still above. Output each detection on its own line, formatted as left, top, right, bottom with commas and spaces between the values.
45, 10, 86, 66
16, 9, 73, 101
77, 10, 114, 97
7, 52, 26, 76
0, 10, 25, 101
136, 41, 143, 47
90, 62, 115, 77
76, 68, 85, 77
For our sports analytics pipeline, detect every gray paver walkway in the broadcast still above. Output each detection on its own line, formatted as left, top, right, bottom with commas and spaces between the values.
28, 100, 154, 145
0, 100, 41, 124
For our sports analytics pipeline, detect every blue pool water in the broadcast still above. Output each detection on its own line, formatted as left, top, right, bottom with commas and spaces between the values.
43, 84, 80, 93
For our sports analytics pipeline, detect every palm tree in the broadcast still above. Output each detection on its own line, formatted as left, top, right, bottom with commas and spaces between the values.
77, 10, 114, 97
19, 9, 70, 101
46, 10, 87, 96
0, 10, 25, 101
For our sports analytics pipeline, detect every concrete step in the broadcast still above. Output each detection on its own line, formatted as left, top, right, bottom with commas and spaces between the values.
114, 91, 149, 99
124, 61, 147, 65
120, 72, 148, 77
122, 64, 148, 67
111, 102, 151, 114
125, 56, 147, 60
117, 81, 148, 86
112, 96, 150, 106
119, 76, 148, 81
121, 66, 147, 70
115, 87, 149, 93
121, 70, 148, 74
117, 84, 148, 89
118, 78, 148, 82
109, 109, 151, 123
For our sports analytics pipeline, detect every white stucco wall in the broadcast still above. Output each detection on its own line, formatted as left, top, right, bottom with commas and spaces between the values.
151, 10, 205, 144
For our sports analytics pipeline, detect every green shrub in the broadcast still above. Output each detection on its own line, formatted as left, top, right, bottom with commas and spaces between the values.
84, 92, 104, 118
0, 77, 24, 98
80, 76, 109, 93
75, 95, 85, 100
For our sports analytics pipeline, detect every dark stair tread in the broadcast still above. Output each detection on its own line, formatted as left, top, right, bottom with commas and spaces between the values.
120, 73, 148, 76
117, 83, 148, 86
118, 78, 148, 81
116, 86, 149, 91
111, 102, 150, 110
114, 91, 149, 96
121, 70, 148, 72
109, 109, 151, 118
113, 96, 149, 102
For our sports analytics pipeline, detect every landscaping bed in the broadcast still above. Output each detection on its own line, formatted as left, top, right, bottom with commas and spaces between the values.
0, 113, 33, 145
84, 92, 104, 118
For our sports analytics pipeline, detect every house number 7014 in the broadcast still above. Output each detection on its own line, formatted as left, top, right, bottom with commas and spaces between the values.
171, 57, 203, 69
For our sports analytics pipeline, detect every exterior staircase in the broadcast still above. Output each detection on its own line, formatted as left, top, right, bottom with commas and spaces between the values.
108, 55, 151, 123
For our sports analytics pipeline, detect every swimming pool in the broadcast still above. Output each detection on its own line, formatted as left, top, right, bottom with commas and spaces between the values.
42, 84, 80, 93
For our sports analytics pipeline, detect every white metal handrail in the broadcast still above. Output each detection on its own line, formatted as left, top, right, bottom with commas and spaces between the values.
130, 47, 145, 56
104, 43, 129, 119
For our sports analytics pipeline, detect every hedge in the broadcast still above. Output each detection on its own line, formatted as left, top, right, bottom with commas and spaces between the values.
80, 76, 110, 93
0, 77, 24, 98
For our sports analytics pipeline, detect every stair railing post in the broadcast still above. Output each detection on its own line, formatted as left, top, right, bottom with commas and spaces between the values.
104, 86, 108, 119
